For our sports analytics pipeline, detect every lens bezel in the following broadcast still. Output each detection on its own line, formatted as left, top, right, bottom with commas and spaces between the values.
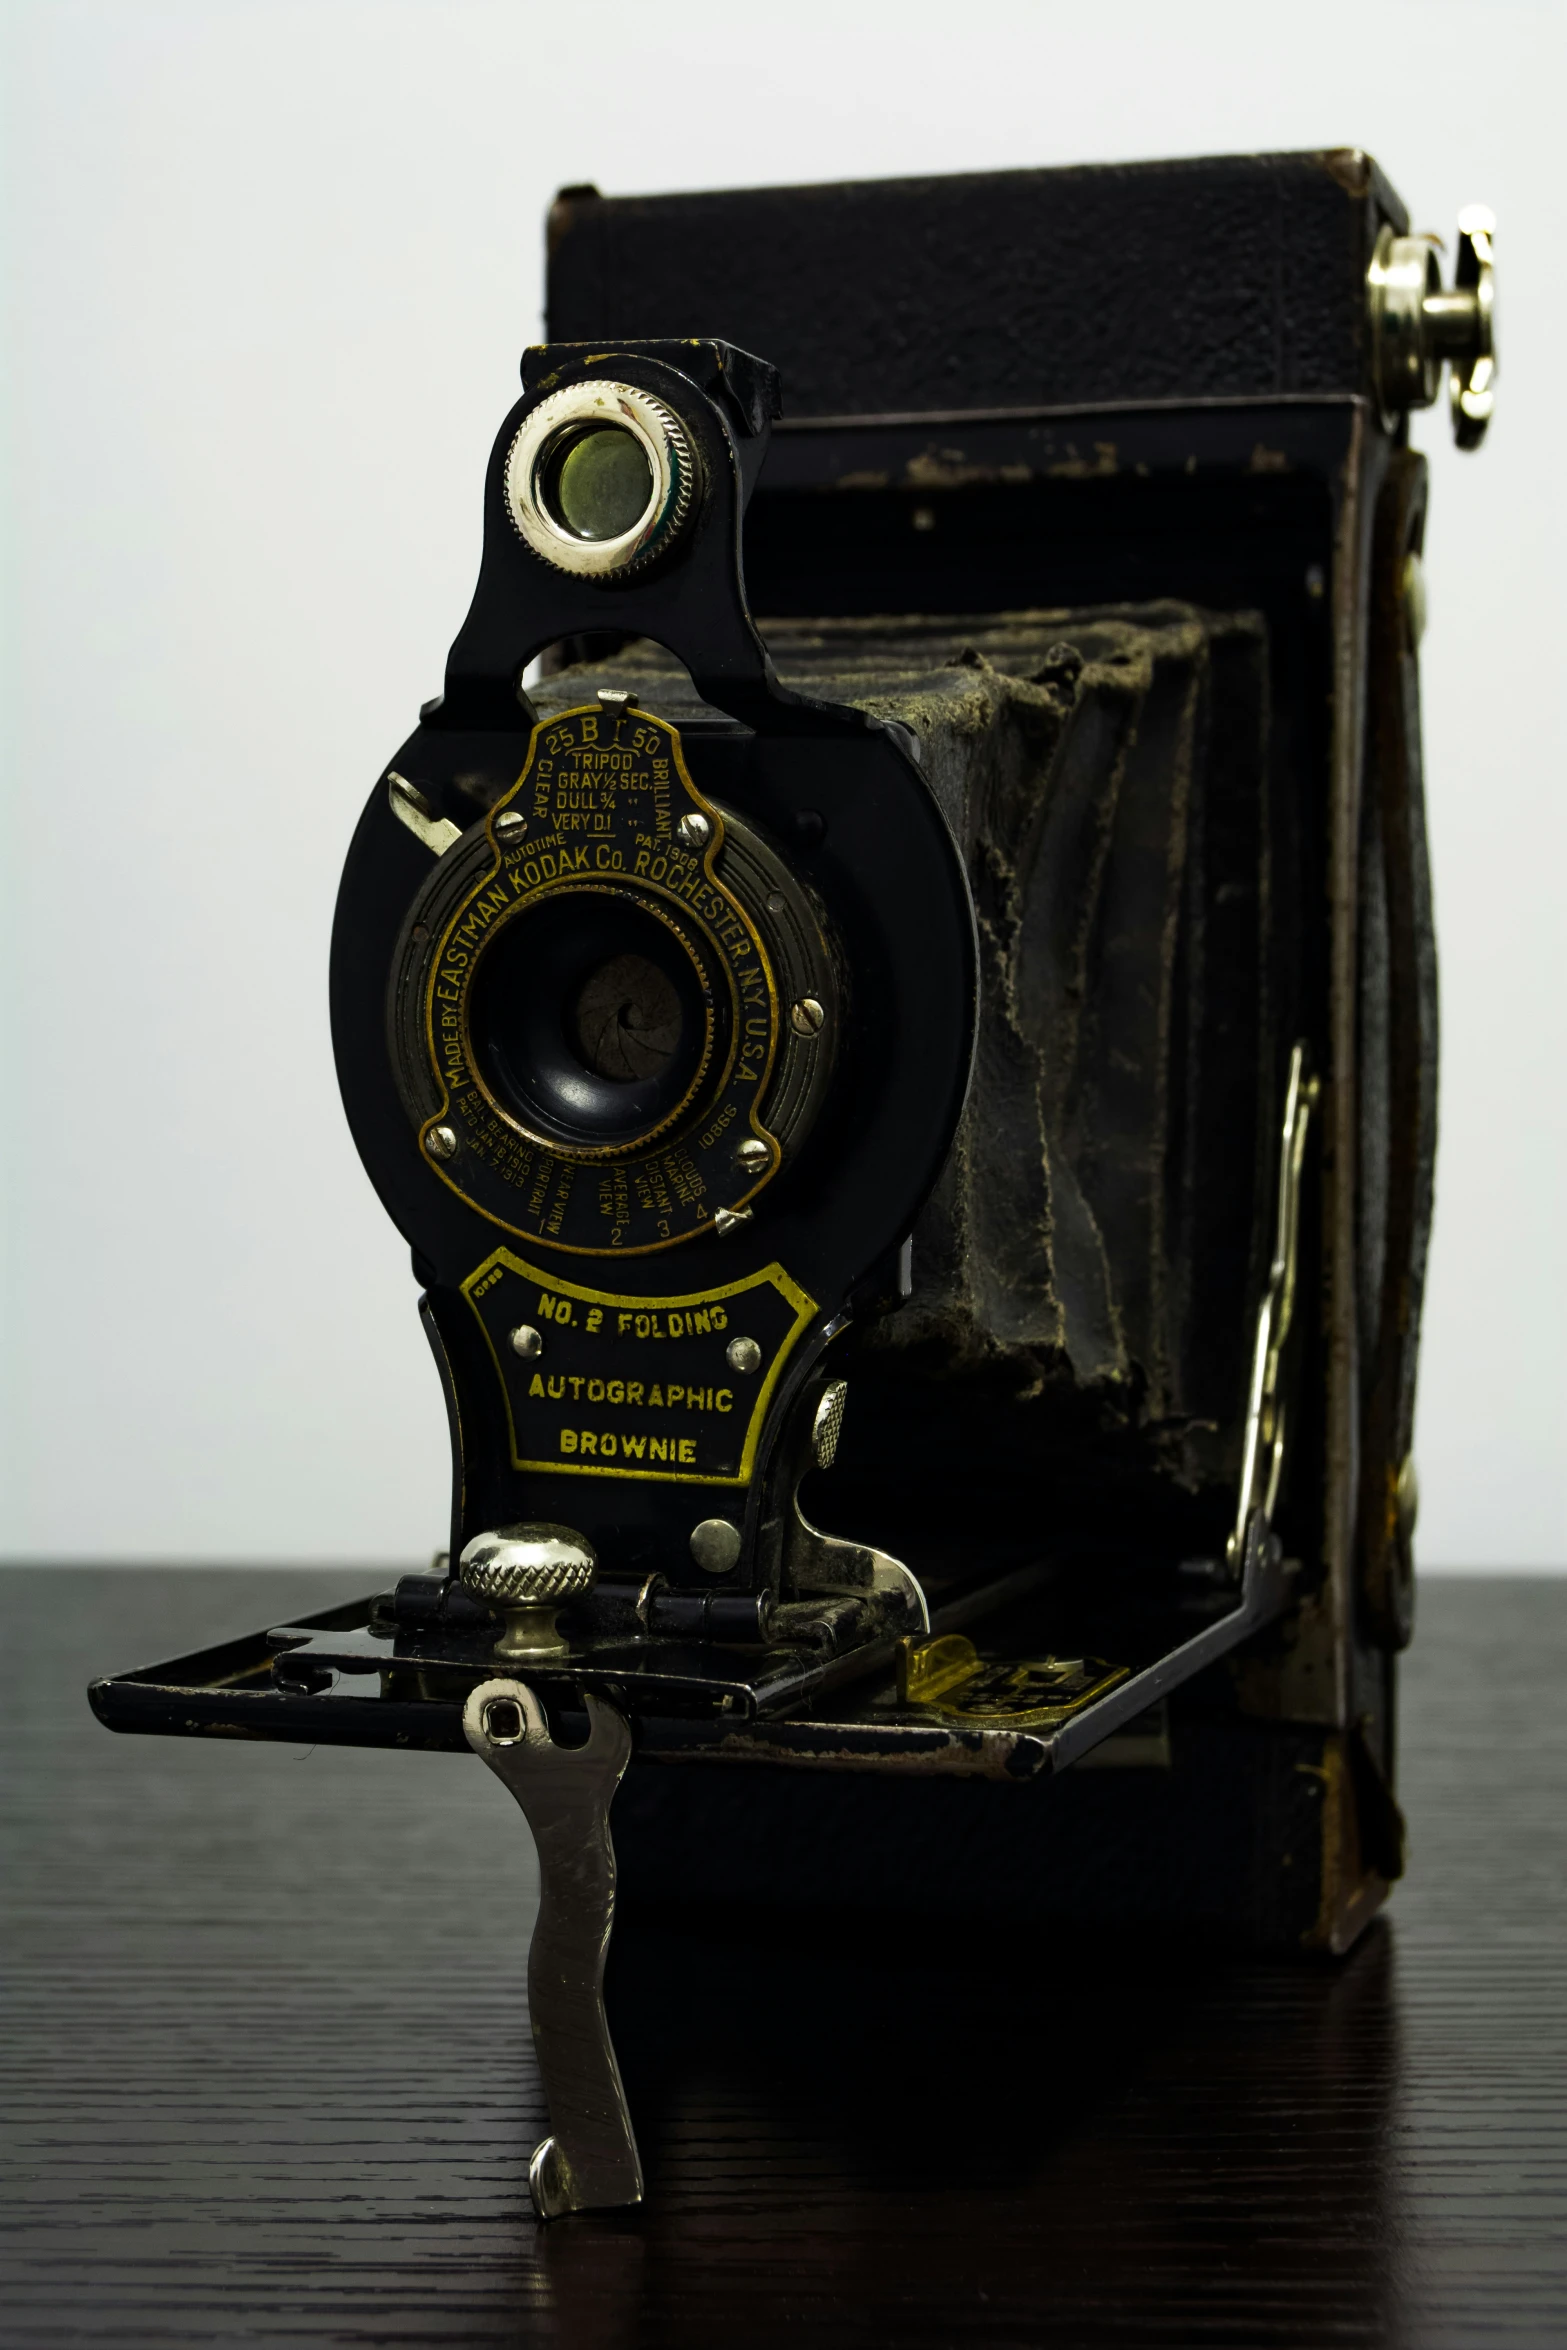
462, 883, 723, 1159
384, 700, 842, 1257
504, 382, 698, 579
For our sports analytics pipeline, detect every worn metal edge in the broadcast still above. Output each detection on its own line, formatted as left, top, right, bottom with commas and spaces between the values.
773, 393, 1366, 435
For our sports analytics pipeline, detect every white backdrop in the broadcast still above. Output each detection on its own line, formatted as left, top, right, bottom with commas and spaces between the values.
3, 0, 1562, 1568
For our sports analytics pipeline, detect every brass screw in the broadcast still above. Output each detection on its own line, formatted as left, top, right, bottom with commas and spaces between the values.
690, 1518, 742, 1575
509, 1325, 543, 1359
425, 1125, 458, 1160
1403, 552, 1428, 649
734, 1137, 770, 1176
726, 1336, 762, 1375
1396, 1454, 1420, 1541
790, 997, 826, 1037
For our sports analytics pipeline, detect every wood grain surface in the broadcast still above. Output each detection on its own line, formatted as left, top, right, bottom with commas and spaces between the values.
3, 1568, 1564, 2348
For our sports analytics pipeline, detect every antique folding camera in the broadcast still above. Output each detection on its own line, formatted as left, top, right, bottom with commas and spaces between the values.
94, 151, 1495, 2216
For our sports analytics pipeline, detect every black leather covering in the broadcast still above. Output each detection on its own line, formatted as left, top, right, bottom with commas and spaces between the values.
547, 152, 1405, 418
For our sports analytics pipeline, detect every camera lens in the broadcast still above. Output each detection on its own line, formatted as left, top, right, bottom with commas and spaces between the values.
468, 893, 717, 1151
543, 426, 654, 543
569, 952, 682, 1081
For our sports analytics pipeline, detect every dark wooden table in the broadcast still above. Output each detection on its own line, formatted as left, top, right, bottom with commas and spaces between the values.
3, 1568, 1564, 2347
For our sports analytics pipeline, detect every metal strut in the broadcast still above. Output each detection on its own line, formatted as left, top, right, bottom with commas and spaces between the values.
462, 1677, 643, 2220
1227, 1040, 1320, 1575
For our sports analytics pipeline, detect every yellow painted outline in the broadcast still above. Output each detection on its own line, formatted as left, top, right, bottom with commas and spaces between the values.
462, 1246, 817, 1486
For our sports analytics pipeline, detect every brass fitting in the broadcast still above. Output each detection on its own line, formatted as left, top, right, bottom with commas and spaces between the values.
1368, 207, 1497, 450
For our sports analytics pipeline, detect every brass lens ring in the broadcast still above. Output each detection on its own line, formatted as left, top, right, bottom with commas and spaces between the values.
459, 879, 726, 1164
504, 381, 699, 579
383, 703, 841, 1255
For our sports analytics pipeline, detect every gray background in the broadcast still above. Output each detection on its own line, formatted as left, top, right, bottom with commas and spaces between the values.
3, 0, 1561, 1569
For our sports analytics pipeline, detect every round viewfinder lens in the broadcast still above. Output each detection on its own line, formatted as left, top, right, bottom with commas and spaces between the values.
548, 426, 654, 542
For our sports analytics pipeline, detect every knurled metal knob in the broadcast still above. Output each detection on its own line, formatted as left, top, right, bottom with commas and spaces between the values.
1367, 206, 1496, 450
459, 1524, 597, 1661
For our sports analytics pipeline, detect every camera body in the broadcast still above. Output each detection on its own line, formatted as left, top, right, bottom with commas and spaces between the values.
99, 153, 1495, 1994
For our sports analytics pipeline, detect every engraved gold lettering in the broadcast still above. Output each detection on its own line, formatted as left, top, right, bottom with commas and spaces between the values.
431, 703, 783, 1254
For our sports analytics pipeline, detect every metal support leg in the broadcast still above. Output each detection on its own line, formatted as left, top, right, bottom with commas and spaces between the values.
462, 1677, 643, 2220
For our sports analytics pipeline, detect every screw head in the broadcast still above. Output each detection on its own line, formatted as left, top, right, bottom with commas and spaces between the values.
790, 996, 826, 1037
509, 1325, 543, 1360
495, 808, 525, 836
690, 1517, 743, 1575
425, 1124, 458, 1160
734, 1136, 770, 1176
1402, 552, 1428, 648
726, 1335, 762, 1375
676, 811, 711, 852
1396, 1452, 1420, 1539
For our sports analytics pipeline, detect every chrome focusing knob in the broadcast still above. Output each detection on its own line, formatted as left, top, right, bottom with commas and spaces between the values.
1368, 206, 1496, 450
458, 1524, 597, 1660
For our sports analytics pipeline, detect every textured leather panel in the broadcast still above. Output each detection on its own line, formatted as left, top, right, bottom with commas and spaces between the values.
546, 152, 1405, 418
